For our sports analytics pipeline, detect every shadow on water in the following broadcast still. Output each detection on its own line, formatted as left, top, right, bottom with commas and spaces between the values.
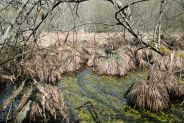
0, 82, 18, 123
75, 68, 127, 111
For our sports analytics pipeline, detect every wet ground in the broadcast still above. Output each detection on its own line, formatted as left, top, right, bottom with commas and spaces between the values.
59, 68, 184, 123
1, 68, 184, 122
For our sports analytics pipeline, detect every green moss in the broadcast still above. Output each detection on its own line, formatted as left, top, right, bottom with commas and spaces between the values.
179, 79, 184, 84
147, 41, 184, 60
160, 45, 172, 55
78, 109, 94, 123
175, 52, 184, 59
160, 45, 184, 59
0, 104, 3, 110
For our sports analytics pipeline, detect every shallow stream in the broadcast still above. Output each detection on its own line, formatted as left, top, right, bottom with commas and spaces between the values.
1, 68, 184, 122
59, 68, 184, 123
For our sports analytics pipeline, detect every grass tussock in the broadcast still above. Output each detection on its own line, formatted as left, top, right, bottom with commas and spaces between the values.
170, 84, 184, 101
135, 48, 162, 67
0, 44, 85, 122
157, 52, 184, 72
126, 80, 170, 111
91, 47, 136, 76
16, 82, 70, 122
0, 44, 87, 84
161, 34, 184, 50
135, 48, 184, 72
126, 68, 183, 111
147, 69, 178, 93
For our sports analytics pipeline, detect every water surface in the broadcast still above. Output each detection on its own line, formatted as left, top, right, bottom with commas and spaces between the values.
59, 68, 184, 122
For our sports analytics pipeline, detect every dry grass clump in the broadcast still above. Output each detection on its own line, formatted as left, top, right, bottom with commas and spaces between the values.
0, 44, 87, 84
0, 45, 24, 75
165, 34, 184, 50
126, 80, 170, 111
16, 82, 70, 122
126, 68, 181, 111
147, 68, 163, 81
91, 47, 136, 76
104, 37, 124, 50
160, 34, 177, 48
147, 68, 178, 93
163, 74, 178, 93
157, 52, 184, 72
135, 48, 184, 72
0, 44, 79, 122
135, 48, 162, 67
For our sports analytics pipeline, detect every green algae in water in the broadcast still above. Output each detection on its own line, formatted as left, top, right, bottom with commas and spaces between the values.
58, 69, 184, 123
0, 104, 2, 110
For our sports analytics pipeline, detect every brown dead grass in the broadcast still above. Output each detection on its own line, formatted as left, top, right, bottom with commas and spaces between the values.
126, 80, 170, 111
157, 52, 184, 72
126, 68, 181, 111
16, 82, 70, 122
135, 48, 184, 73
0, 44, 87, 84
147, 68, 178, 93
91, 46, 136, 76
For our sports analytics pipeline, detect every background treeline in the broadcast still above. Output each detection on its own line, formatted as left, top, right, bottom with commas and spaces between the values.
0, 0, 183, 34
40, 0, 184, 33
